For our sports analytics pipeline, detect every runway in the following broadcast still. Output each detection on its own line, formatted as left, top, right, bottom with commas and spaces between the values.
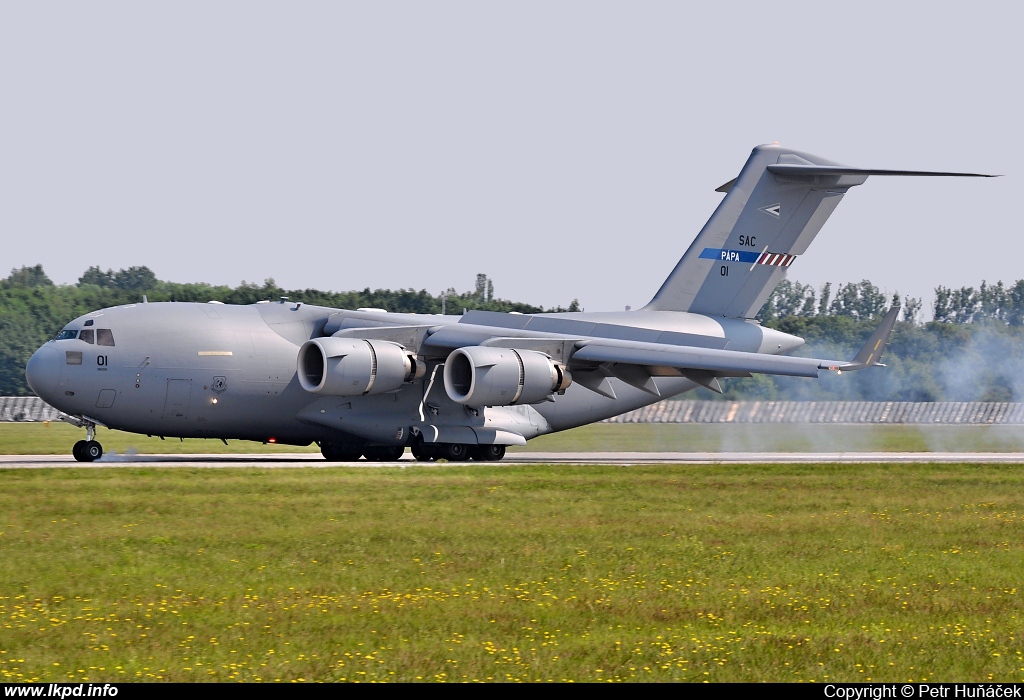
2, 451, 1024, 468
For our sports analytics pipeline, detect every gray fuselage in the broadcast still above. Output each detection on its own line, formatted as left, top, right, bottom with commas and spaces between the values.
25, 300, 802, 448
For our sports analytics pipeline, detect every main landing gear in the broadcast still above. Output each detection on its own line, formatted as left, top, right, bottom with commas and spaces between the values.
319, 440, 507, 463
320, 443, 405, 462
363, 445, 406, 462
410, 437, 505, 462
72, 423, 103, 462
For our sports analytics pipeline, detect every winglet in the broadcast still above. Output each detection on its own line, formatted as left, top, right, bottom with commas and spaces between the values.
823, 305, 900, 372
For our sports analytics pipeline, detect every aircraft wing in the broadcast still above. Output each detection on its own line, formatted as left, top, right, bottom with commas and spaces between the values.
327, 306, 899, 399
570, 339, 824, 378
569, 305, 899, 379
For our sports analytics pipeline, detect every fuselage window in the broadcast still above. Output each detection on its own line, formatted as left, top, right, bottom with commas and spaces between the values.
96, 329, 115, 347
66, 351, 83, 365
79, 329, 95, 344
55, 329, 78, 340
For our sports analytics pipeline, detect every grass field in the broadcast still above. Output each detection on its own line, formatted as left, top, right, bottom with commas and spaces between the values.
2, 463, 1024, 682
0, 423, 319, 455
517, 423, 1024, 453
5, 421, 1024, 456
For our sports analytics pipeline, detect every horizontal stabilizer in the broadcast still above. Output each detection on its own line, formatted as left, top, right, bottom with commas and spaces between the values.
767, 164, 997, 179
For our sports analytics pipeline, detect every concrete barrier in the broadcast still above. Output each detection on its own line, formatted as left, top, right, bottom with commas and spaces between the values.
605, 401, 1024, 424
2, 396, 1023, 425
0, 396, 63, 422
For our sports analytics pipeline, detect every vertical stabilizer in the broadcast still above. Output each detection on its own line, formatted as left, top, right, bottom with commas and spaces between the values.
645, 145, 993, 318
645, 144, 858, 318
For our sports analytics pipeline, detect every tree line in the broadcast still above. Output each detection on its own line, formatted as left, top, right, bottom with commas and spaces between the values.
2, 264, 1023, 402
757, 278, 1024, 326
0, 265, 579, 396
725, 278, 1024, 403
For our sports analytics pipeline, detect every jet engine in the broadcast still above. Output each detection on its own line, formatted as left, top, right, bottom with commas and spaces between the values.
443, 346, 571, 406
298, 337, 424, 396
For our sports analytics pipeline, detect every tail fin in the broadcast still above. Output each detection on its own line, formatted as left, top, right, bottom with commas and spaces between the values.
644, 144, 994, 318
839, 304, 901, 371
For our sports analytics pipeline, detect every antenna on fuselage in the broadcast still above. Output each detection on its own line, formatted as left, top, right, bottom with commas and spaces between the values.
142, 295, 148, 303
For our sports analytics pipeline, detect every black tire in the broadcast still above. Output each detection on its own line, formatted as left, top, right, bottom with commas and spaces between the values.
471, 444, 506, 461
321, 443, 363, 462
363, 446, 405, 462
84, 441, 103, 462
440, 443, 470, 462
411, 436, 434, 462
72, 440, 88, 462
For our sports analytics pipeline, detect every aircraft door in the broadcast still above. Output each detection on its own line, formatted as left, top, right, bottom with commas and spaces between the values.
162, 379, 192, 419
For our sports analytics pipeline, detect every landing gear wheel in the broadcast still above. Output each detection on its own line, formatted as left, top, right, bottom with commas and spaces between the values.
73, 440, 102, 462
363, 446, 405, 462
411, 436, 434, 462
84, 441, 103, 462
470, 444, 506, 461
320, 443, 363, 462
440, 443, 470, 462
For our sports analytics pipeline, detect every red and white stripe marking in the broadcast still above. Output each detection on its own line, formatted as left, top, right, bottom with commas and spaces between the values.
757, 252, 796, 267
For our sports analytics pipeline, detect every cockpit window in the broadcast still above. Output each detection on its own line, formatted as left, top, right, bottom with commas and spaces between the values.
96, 329, 115, 347
55, 329, 78, 340
79, 329, 95, 344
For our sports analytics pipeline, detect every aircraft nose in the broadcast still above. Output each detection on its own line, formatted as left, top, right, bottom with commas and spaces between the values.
25, 344, 60, 399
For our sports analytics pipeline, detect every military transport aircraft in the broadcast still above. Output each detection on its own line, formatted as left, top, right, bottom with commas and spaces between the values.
25, 144, 993, 462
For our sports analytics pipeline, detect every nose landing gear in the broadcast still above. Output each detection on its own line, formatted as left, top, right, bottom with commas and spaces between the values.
72, 440, 103, 462
71, 421, 103, 462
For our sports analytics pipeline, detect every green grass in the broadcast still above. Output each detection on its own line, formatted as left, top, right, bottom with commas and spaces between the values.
0, 423, 319, 455
515, 423, 1024, 453
2, 463, 1024, 682
6, 422, 1024, 456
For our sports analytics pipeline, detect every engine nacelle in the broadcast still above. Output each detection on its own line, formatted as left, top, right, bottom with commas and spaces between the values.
443, 346, 571, 406
297, 337, 423, 396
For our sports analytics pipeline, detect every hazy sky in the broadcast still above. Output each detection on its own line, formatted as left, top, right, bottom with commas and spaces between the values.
1, 2, 1017, 316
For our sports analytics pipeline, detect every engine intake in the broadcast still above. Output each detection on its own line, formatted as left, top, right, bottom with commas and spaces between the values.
443, 346, 571, 406
298, 337, 423, 396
